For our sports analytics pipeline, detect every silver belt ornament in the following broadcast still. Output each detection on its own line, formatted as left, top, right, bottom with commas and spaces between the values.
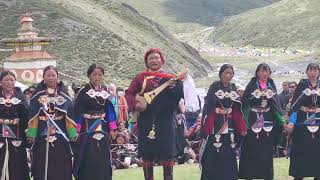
45, 136, 57, 147
261, 99, 268, 107
93, 133, 105, 147
230, 133, 236, 149
251, 113, 264, 139
251, 120, 273, 139
11, 140, 22, 147
263, 126, 273, 136
213, 134, 222, 152
252, 127, 262, 139
213, 133, 237, 152
0, 140, 22, 148
306, 114, 319, 138
147, 124, 156, 140
307, 125, 319, 139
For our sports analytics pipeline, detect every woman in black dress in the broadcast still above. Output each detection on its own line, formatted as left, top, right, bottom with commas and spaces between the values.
239, 63, 285, 180
27, 65, 77, 180
200, 64, 247, 180
0, 70, 29, 180
73, 64, 117, 180
287, 63, 320, 180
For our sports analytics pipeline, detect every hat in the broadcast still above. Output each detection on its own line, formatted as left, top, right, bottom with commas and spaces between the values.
144, 48, 165, 67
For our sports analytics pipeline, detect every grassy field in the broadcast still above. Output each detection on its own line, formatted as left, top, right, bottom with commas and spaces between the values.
210, 0, 320, 49
113, 158, 314, 180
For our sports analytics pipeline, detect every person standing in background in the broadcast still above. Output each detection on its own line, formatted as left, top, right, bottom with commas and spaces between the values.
279, 81, 291, 113
108, 84, 128, 125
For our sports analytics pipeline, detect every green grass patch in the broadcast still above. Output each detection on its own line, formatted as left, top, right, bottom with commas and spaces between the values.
113, 158, 315, 180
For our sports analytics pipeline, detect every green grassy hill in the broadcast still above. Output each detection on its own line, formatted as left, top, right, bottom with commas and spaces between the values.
210, 0, 320, 49
0, 0, 212, 86
118, 0, 278, 33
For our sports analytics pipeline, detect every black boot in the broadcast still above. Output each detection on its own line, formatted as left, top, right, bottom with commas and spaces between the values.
293, 178, 303, 180
142, 160, 154, 180
162, 161, 174, 180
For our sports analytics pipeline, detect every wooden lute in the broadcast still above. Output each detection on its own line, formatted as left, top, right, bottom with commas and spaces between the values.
143, 70, 188, 104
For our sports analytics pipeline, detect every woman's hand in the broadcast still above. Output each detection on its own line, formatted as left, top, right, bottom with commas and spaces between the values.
135, 94, 147, 112
135, 101, 147, 112
168, 79, 177, 89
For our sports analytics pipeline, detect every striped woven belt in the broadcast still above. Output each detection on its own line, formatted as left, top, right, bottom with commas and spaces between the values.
82, 113, 106, 120
215, 108, 232, 115
38, 115, 64, 121
300, 106, 320, 113
251, 107, 270, 113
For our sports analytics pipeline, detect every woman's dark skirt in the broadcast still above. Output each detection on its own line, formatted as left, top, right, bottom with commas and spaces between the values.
289, 125, 320, 178
238, 129, 274, 179
73, 134, 112, 180
137, 113, 176, 161
0, 138, 30, 180
200, 134, 238, 180
31, 137, 72, 180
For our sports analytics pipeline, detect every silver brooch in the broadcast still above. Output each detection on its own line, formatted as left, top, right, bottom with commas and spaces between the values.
215, 90, 239, 100
303, 88, 320, 96
86, 89, 110, 99
251, 89, 275, 99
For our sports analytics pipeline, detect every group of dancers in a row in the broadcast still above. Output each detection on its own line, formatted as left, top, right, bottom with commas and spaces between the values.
0, 47, 319, 180
199, 61, 319, 180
